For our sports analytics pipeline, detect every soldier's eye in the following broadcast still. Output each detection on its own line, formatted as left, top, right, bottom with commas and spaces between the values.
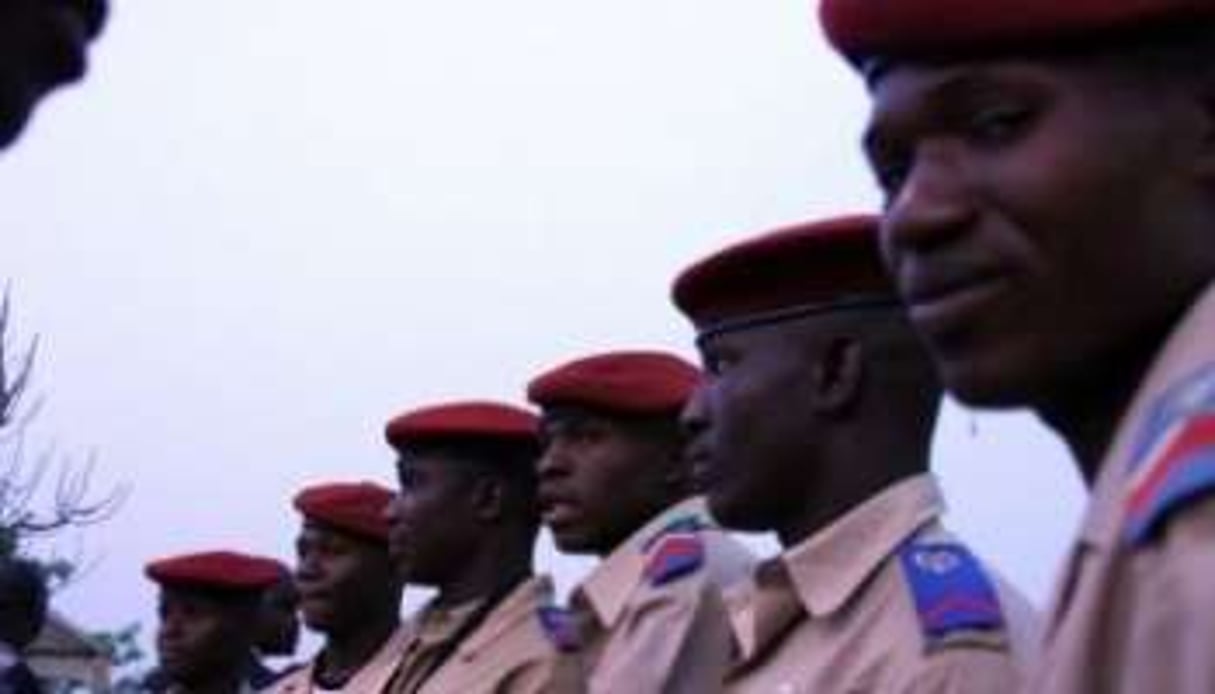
873, 155, 912, 202
964, 101, 1034, 147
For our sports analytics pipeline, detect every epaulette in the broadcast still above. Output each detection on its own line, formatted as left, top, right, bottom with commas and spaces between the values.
897, 540, 1006, 650
536, 605, 581, 653
641, 514, 708, 587
1124, 363, 1215, 545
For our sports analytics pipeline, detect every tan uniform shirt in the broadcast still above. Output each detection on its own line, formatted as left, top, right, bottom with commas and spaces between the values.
264, 626, 410, 694
726, 475, 1039, 694
1031, 282, 1215, 693
417, 576, 580, 694
387, 576, 576, 694
571, 496, 755, 694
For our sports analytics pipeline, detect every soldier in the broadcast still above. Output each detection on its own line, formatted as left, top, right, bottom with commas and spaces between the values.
673, 215, 1039, 693
0, 556, 48, 693
817, 2, 1215, 691
526, 350, 754, 693
146, 550, 284, 694
267, 482, 406, 693
250, 569, 301, 688
0, 0, 107, 149
383, 401, 576, 693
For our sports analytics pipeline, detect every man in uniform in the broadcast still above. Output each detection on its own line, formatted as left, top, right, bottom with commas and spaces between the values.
250, 568, 301, 688
674, 215, 1039, 692
0, 556, 48, 693
146, 550, 284, 694
0, 0, 107, 149
526, 350, 754, 693
817, 2, 1215, 691
268, 481, 406, 693
383, 400, 575, 693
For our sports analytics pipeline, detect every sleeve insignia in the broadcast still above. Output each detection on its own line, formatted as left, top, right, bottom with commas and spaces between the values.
536, 605, 581, 653
897, 541, 1005, 649
642, 532, 705, 587
1124, 363, 1215, 545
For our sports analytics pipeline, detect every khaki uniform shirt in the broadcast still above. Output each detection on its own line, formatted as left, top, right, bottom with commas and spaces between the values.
726, 475, 1039, 694
572, 496, 755, 694
387, 576, 576, 694
264, 626, 410, 694
1031, 282, 1215, 693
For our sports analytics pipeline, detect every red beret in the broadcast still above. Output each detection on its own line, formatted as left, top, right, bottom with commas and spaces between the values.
145, 551, 284, 592
672, 215, 895, 337
384, 401, 539, 451
527, 351, 700, 415
819, 0, 1215, 68
293, 481, 395, 542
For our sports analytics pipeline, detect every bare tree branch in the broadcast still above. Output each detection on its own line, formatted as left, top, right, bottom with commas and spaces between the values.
0, 287, 125, 559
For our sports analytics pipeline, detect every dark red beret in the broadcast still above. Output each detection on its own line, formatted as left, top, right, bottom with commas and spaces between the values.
293, 481, 395, 542
384, 401, 539, 452
527, 351, 700, 415
672, 215, 895, 337
820, 0, 1215, 67
145, 551, 285, 592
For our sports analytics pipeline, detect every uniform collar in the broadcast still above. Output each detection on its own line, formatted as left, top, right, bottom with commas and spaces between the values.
575, 496, 710, 627
1082, 280, 1215, 548
782, 474, 943, 618
456, 575, 552, 657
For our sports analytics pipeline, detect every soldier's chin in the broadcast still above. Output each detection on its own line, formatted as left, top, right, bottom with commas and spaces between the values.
707, 487, 767, 533
0, 93, 35, 150
548, 525, 600, 556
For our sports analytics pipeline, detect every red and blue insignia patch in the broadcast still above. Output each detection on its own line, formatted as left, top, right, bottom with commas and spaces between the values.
898, 541, 1005, 645
642, 525, 706, 587
1124, 363, 1215, 545
536, 605, 581, 652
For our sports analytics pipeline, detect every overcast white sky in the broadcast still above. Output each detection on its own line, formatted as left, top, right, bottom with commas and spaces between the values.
4, 0, 1085, 661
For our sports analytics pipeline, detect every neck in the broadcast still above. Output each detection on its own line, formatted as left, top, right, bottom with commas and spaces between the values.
1038, 333, 1165, 486
1039, 363, 1149, 487
436, 539, 532, 607
776, 418, 931, 548
317, 612, 399, 683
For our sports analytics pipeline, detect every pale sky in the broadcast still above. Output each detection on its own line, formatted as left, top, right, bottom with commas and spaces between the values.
4, 0, 1085, 663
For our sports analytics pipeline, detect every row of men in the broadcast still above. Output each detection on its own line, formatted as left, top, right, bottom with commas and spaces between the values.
7, 0, 1215, 691
142, 282, 1035, 694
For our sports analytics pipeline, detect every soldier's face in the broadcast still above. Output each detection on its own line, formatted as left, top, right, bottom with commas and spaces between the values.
866, 54, 1215, 410
254, 577, 300, 656
156, 588, 252, 685
294, 521, 396, 634
386, 456, 480, 585
0, 0, 106, 148
685, 325, 818, 534
537, 412, 677, 556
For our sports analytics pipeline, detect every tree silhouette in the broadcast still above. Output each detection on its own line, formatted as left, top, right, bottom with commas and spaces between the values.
0, 290, 124, 560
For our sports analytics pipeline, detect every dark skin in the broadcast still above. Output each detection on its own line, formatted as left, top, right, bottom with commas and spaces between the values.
682, 308, 940, 547
0, 0, 107, 149
254, 573, 300, 657
864, 50, 1215, 481
294, 521, 403, 686
0, 559, 46, 651
156, 587, 258, 694
386, 452, 535, 607
536, 409, 692, 556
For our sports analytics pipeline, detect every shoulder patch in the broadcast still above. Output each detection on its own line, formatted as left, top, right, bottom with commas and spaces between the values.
1124, 363, 1215, 545
643, 514, 712, 548
642, 532, 705, 587
536, 605, 580, 653
897, 541, 1005, 649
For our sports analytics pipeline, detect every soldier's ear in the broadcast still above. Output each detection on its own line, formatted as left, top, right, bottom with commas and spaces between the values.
809, 335, 864, 416
1189, 75, 1215, 181
470, 476, 506, 522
